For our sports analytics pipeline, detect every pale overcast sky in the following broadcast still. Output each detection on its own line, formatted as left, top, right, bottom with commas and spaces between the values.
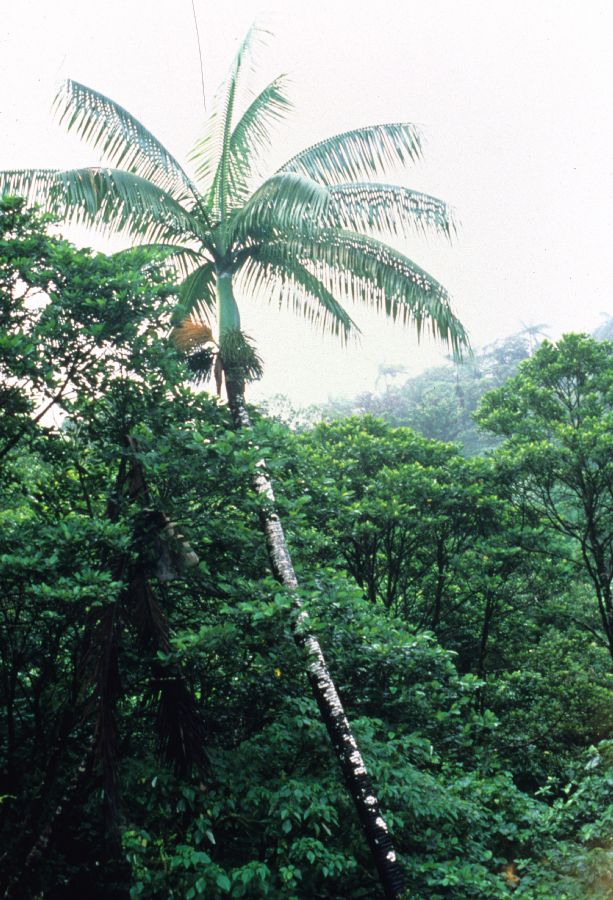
2, 1, 612, 403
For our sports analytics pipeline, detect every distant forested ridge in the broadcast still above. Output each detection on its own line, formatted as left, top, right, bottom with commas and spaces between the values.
269, 319, 612, 456
1, 202, 612, 898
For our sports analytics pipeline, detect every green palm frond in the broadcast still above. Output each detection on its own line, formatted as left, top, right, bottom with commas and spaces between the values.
230, 172, 330, 241
328, 183, 457, 241
57, 168, 199, 241
278, 123, 423, 185
54, 80, 197, 202
113, 244, 203, 279
239, 246, 359, 341
0, 167, 198, 244
0, 168, 65, 207
187, 119, 217, 195
173, 262, 217, 323
224, 75, 293, 205
192, 22, 270, 215
267, 227, 469, 357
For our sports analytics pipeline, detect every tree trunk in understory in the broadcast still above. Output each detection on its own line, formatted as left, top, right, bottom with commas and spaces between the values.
224, 374, 406, 900
2, 440, 205, 898
2, 736, 96, 899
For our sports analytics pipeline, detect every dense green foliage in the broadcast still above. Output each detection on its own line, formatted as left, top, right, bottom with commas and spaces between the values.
476, 335, 613, 662
1, 203, 612, 898
274, 326, 610, 459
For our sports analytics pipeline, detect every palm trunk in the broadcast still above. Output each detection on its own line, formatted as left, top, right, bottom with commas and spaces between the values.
224, 372, 405, 899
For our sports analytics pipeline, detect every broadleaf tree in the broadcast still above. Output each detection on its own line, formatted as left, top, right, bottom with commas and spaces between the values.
0, 24, 469, 897
477, 335, 613, 665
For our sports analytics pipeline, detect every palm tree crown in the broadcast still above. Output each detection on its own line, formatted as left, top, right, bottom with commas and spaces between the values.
0, 24, 468, 388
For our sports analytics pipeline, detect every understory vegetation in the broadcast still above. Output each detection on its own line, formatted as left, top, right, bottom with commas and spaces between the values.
1, 201, 612, 898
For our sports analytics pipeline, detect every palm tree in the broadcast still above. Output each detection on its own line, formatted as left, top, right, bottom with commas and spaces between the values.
1, 24, 468, 897
375, 363, 411, 393
593, 313, 613, 342
518, 321, 549, 356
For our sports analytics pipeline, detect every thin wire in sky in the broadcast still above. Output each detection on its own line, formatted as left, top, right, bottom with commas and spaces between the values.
191, 0, 207, 114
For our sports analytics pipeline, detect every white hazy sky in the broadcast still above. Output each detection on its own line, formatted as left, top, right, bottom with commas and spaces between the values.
2, 0, 612, 403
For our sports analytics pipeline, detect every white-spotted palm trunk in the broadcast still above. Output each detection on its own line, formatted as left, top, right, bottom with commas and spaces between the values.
224, 375, 406, 899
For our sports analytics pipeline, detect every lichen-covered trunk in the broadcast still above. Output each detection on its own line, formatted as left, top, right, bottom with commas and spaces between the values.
225, 374, 406, 899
